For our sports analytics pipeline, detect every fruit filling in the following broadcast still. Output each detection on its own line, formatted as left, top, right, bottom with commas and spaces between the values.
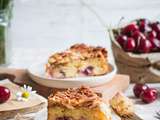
56, 116, 86, 120
82, 66, 94, 76
56, 116, 73, 120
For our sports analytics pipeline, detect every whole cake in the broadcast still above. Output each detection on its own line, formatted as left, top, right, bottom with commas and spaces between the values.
48, 86, 112, 120
46, 44, 109, 78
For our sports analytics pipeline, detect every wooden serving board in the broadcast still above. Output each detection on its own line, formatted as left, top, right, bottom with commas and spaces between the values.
0, 68, 130, 102
0, 80, 47, 120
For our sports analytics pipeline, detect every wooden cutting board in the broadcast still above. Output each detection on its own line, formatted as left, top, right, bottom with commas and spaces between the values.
0, 68, 130, 102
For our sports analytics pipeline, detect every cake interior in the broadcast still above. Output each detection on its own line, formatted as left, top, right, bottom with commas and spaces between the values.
48, 106, 108, 120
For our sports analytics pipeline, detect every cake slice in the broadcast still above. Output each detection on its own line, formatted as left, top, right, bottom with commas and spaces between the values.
46, 44, 109, 78
48, 86, 112, 120
109, 92, 134, 116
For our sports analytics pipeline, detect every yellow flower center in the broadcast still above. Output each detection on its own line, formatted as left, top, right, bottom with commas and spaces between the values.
22, 92, 30, 98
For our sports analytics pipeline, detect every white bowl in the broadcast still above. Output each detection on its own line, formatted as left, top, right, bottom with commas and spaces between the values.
28, 62, 117, 88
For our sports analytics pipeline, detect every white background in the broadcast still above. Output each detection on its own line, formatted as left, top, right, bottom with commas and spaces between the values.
10, 0, 160, 67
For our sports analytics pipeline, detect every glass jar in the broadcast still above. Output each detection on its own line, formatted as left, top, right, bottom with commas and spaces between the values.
0, 0, 13, 66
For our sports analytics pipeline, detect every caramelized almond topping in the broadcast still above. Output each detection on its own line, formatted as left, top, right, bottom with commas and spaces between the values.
48, 86, 101, 109
47, 44, 107, 65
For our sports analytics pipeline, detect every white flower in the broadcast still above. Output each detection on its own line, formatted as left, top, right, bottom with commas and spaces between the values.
16, 85, 36, 102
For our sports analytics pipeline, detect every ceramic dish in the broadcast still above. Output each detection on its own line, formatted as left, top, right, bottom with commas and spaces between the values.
28, 61, 117, 88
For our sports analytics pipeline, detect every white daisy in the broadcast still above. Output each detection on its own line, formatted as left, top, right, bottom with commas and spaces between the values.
16, 85, 36, 102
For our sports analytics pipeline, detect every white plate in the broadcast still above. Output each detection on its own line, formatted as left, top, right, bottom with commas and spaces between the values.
28, 61, 117, 88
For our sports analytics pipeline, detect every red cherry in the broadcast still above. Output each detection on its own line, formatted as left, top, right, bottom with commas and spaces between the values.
136, 19, 151, 33
150, 39, 160, 51
141, 88, 158, 103
116, 35, 127, 47
132, 31, 146, 41
139, 22, 151, 33
0, 86, 10, 103
150, 22, 160, 33
133, 83, 148, 98
83, 66, 94, 75
122, 23, 139, 36
123, 37, 136, 52
147, 30, 157, 41
137, 19, 150, 26
137, 39, 152, 53
132, 31, 146, 48
157, 33, 160, 40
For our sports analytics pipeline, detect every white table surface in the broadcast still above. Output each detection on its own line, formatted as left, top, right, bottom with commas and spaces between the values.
6, 0, 160, 119
125, 84, 160, 120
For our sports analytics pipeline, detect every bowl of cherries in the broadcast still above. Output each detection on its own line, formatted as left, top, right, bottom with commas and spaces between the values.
110, 18, 160, 82
113, 18, 160, 53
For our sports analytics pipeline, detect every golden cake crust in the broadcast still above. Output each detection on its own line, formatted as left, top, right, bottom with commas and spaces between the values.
47, 44, 107, 65
70, 43, 107, 58
48, 86, 101, 109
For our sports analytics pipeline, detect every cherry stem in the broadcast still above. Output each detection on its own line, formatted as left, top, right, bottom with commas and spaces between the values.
117, 17, 125, 28
138, 75, 146, 84
117, 17, 125, 35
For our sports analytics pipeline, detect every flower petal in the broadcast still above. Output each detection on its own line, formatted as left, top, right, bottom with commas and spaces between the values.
31, 91, 36, 94
16, 97, 23, 101
23, 85, 26, 89
27, 86, 32, 92
16, 92, 22, 97
22, 98, 28, 102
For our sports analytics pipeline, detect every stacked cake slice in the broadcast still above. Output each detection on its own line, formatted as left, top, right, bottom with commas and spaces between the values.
48, 86, 112, 120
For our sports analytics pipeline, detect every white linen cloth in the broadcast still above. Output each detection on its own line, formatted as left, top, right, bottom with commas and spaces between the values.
125, 84, 160, 120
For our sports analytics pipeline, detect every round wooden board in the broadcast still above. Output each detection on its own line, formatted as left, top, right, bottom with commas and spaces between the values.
0, 80, 47, 120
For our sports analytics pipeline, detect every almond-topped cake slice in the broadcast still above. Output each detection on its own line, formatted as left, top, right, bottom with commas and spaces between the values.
46, 43, 109, 78
48, 86, 112, 120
